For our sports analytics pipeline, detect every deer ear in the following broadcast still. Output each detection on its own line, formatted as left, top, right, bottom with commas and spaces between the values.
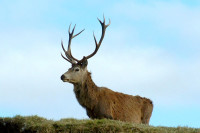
81, 57, 88, 68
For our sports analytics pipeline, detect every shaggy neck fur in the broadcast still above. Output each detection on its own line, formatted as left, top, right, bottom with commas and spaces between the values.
73, 71, 99, 110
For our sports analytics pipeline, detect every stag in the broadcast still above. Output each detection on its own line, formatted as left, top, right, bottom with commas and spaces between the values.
60, 17, 153, 124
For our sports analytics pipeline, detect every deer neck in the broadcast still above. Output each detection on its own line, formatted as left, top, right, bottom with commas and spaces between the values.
73, 72, 99, 109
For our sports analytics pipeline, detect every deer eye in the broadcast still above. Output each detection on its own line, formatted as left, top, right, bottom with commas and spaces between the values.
75, 68, 79, 72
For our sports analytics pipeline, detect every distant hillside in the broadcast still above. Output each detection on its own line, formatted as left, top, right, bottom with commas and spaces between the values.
0, 115, 199, 133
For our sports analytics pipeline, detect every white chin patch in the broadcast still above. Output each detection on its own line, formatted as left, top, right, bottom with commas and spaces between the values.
63, 79, 75, 83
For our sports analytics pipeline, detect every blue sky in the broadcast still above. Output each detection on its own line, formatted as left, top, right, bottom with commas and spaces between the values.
0, 0, 200, 128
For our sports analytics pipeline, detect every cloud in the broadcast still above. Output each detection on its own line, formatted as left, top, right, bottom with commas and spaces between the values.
110, 1, 200, 51
90, 46, 200, 105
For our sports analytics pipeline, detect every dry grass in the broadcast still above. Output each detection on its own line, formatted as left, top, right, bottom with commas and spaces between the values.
0, 115, 199, 133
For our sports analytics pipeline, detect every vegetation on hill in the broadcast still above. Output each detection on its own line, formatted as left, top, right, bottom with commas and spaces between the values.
0, 115, 199, 133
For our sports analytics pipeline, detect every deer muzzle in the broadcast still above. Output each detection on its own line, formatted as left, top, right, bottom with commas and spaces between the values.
61, 74, 70, 82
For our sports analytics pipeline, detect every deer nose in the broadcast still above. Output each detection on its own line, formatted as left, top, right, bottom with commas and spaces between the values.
61, 75, 65, 80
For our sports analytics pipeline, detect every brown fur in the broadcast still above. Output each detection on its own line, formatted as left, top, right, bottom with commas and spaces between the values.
73, 72, 153, 124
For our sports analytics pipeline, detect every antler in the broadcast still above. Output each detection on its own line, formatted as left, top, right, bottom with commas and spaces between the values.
61, 16, 110, 64
85, 16, 111, 60
61, 24, 84, 64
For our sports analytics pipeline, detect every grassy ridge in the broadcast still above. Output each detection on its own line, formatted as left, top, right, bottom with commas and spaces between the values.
0, 115, 199, 133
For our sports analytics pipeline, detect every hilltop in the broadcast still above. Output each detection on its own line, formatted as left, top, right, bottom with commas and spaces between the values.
0, 115, 199, 133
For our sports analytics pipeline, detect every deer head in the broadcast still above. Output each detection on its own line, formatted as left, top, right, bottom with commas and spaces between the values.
60, 16, 110, 84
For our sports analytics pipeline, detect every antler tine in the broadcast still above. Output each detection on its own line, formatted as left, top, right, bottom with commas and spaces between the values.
73, 29, 85, 38
61, 40, 76, 64
107, 19, 111, 27
61, 40, 66, 53
72, 24, 76, 35
93, 32, 98, 47
67, 24, 85, 62
61, 53, 74, 64
61, 24, 84, 64
85, 17, 110, 60
68, 23, 71, 34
